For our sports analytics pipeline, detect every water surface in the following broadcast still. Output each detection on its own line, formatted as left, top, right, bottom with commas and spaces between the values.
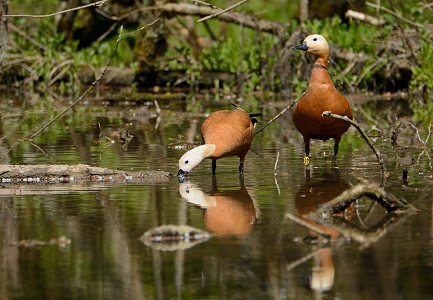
0, 92, 432, 299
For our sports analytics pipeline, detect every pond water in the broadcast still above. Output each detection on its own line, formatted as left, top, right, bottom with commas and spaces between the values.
0, 91, 432, 299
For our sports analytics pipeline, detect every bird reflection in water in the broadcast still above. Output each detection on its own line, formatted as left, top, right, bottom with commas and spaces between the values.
295, 168, 350, 293
179, 178, 258, 237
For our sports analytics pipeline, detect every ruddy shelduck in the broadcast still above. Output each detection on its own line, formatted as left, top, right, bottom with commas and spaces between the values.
177, 107, 260, 177
293, 34, 353, 165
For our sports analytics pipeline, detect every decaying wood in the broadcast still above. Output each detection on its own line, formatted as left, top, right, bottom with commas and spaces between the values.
0, 164, 172, 184
345, 9, 385, 26
287, 178, 416, 246
309, 179, 415, 217
151, 3, 286, 35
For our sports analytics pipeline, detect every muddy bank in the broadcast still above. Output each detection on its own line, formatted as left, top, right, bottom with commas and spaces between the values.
0, 164, 172, 185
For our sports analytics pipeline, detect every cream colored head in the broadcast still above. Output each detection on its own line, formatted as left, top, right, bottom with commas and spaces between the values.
177, 144, 216, 176
293, 34, 329, 58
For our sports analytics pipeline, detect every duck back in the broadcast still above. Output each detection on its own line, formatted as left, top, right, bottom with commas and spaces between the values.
201, 109, 254, 159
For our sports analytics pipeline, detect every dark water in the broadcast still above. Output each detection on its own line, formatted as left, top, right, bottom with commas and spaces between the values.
0, 93, 432, 299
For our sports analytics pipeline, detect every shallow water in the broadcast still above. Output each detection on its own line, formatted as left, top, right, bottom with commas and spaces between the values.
0, 92, 432, 299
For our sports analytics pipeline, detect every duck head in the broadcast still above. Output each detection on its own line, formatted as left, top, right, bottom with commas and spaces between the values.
293, 34, 330, 63
177, 144, 216, 179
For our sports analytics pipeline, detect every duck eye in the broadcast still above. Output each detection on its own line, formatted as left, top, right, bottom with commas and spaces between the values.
185, 160, 189, 164
313, 38, 317, 41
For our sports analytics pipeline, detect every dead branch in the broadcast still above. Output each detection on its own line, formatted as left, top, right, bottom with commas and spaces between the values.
150, 3, 286, 35
314, 213, 412, 249
190, 0, 222, 11
0, 164, 171, 183
0, 19, 160, 164
322, 111, 386, 182
405, 122, 433, 146
366, 2, 425, 29
311, 179, 415, 217
345, 9, 385, 26
286, 212, 331, 237
197, 0, 249, 23
286, 248, 325, 272
254, 91, 306, 135
5, 0, 109, 18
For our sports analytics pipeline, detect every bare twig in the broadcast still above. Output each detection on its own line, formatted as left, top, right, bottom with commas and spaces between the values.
5, 0, 109, 18
8, 23, 48, 52
149, 3, 286, 35
0, 19, 160, 163
197, 0, 249, 23
405, 122, 433, 146
366, 2, 425, 29
273, 151, 280, 174
310, 178, 415, 216
254, 92, 306, 135
322, 111, 386, 182
286, 248, 324, 272
285, 212, 332, 237
190, 0, 222, 10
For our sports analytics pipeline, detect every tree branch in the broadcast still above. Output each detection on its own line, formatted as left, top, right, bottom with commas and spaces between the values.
5, 0, 109, 18
197, 0, 249, 23
321, 111, 386, 183
0, 19, 160, 163
254, 91, 306, 135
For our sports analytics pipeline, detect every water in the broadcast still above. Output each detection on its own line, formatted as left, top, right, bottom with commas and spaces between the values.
0, 92, 432, 299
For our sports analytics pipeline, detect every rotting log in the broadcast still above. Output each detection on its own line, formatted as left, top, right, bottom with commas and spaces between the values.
0, 164, 172, 184
309, 179, 415, 218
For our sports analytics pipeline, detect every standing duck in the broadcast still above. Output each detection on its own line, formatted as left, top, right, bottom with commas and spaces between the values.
292, 34, 353, 165
177, 107, 260, 177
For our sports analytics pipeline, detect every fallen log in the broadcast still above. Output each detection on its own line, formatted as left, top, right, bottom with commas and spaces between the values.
0, 164, 172, 184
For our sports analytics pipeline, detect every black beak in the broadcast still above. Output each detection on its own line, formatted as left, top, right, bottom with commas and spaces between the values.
293, 41, 308, 51
177, 169, 188, 182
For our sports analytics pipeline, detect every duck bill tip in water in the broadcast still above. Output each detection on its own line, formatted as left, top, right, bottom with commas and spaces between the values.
177, 169, 188, 182
293, 42, 309, 51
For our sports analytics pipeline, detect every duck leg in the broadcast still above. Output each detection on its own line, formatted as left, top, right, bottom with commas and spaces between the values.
304, 143, 310, 166
212, 160, 216, 175
333, 143, 339, 159
239, 162, 244, 173
333, 137, 341, 159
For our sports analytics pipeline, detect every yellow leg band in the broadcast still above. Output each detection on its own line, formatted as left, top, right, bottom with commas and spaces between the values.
303, 156, 310, 166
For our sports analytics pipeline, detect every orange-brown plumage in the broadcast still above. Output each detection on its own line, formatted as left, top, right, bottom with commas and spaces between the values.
178, 108, 258, 176
201, 109, 254, 161
293, 34, 353, 161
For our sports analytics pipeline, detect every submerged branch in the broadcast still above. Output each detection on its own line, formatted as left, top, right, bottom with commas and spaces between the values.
286, 212, 331, 237
322, 111, 386, 183
311, 178, 415, 217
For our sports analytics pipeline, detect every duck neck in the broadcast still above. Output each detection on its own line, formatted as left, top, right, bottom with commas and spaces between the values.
310, 55, 332, 85
198, 144, 216, 159
315, 55, 329, 69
